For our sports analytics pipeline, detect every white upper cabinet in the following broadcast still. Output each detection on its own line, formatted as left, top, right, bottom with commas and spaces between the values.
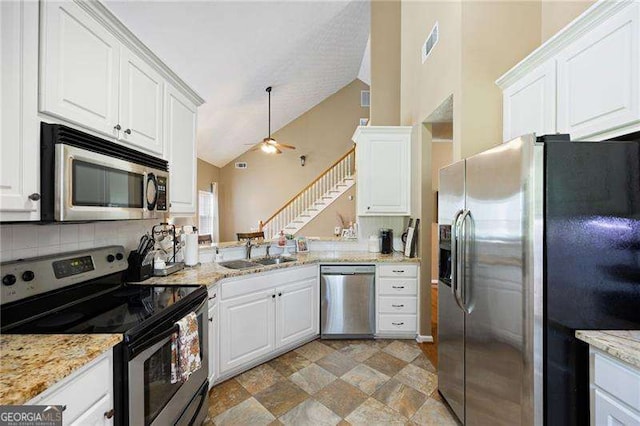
353, 126, 412, 216
119, 48, 164, 155
40, 1, 120, 138
497, 1, 640, 142
165, 85, 197, 215
557, 2, 640, 140
0, 0, 41, 221
502, 60, 556, 142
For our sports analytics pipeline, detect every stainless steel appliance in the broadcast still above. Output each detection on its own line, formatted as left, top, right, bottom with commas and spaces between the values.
1, 246, 208, 426
379, 229, 393, 254
438, 134, 640, 425
320, 265, 375, 338
40, 123, 169, 222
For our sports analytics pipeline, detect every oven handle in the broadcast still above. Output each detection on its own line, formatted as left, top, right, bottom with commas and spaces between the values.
186, 380, 209, 425
127, 296, 207, 358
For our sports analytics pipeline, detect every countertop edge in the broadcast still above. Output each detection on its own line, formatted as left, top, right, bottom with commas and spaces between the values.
576, 330, 640, 370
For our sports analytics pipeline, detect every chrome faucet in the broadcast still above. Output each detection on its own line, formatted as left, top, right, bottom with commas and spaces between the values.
245, 240, 254, 260
265, 245, 272, 259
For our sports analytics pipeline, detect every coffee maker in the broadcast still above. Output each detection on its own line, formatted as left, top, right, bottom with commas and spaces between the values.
380, 228, 393, 254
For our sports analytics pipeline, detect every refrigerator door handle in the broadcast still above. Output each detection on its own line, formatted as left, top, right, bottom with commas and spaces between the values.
451, 210, 465, 311
458, 209, 473, 314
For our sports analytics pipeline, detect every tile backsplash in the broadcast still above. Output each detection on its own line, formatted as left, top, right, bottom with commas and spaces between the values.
0, 220, 159, 262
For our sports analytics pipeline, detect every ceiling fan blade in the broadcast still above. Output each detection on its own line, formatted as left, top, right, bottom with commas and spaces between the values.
249, 146, 261, 151
275, 143, 296, 150
275, 146, 283, 154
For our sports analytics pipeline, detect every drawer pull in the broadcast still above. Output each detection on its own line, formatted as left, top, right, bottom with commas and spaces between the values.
393, 270, 405, 273
391, 304, 405, 308
392, 322, 405, 326
208, 318, 213, 322
392, 286, 405, 289
104, 409, 115, 419
208, 294, 217, 300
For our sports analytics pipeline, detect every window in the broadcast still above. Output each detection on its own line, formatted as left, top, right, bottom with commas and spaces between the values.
198, 183, 218, 242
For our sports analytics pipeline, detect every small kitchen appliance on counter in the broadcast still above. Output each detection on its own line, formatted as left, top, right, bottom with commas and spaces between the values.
379, 228, 393, 254
152, 223, 184, 276
0, 246, 209, 425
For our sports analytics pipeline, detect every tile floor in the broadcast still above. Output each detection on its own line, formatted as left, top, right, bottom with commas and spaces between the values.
205, 339, 458, 425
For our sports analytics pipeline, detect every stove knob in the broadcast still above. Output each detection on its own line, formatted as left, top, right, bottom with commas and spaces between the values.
2, 274, 16, 286
116, 253, 124, 261
22, 271, 35, 282
107, 254, 115, 263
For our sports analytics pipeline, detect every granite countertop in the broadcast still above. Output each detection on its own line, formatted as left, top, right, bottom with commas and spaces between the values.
199, 236, 362, 250
576, 330, 640, 369
0, 334, 122, 405
134, 251, 419, 286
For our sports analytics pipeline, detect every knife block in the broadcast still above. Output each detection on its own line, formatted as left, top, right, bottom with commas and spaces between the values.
125, 250, 153, 282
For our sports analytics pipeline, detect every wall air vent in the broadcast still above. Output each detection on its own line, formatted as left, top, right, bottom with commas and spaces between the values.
361, 90, 370, 107
422, 21, 439, 64
235, 162, 248, 169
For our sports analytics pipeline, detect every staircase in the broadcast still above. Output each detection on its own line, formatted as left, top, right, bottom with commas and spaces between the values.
262, 147, 355, 239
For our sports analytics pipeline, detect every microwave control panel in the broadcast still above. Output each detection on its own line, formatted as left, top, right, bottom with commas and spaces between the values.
156, 176, 167, 211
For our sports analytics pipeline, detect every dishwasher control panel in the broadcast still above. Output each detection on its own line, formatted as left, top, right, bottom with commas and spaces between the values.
320, 265, 376, 274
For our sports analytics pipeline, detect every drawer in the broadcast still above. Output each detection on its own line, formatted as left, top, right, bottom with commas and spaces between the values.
208, 284, 218, 306
378, 264, 417, 278
378, 296, 417, 314
592, 386, 640, 426
592, 350, 640, 409
378, 314, 417, 333
378, 278, 417, 296
38, 352, 112, 424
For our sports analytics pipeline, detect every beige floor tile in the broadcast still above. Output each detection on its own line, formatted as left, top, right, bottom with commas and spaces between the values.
373, 379, 427, 419
411, 397, 459, 425
383, 341, 422, 363
294, 340, 335, 362
316, 351, 359, 377
269, 351, 312, 377
213, 397, 275, 426
364, 351, 408, 377
339, 342, 379, 362
411, 353, 436, 373
341, 364, 390, 395
314, 379, 368, 418
254, 380, 309, 417
289, 363, 337, 394
208, 378, 251, 418
345, 397, 408, 425
395, 364, 438, 396
236, 363, 285, 394
279, 399, 342, 426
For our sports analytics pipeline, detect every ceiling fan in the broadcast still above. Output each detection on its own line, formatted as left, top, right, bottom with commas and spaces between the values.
246, 86, 296, 154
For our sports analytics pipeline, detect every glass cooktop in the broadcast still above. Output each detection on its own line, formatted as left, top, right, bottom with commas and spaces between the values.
3, 284, 204, 335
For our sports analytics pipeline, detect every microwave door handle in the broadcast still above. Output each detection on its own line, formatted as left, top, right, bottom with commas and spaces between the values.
451, 210, 464, 310
459, 210, 472, 313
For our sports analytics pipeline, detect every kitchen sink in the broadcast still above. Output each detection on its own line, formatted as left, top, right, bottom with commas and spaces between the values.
217, 259, 263, 270
253, 257, 297, 266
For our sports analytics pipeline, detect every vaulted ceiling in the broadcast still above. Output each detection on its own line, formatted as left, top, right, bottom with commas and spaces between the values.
103, 1, 371, 167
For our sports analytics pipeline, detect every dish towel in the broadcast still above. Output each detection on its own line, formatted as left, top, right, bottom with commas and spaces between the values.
170, 312, 202, 384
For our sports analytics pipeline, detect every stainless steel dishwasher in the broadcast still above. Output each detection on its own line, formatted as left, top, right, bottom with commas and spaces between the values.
320, 265, 375, 339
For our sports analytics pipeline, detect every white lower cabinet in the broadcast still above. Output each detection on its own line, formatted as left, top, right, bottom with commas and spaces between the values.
218, 266, 318, 377
590, 348, 640, 426
28, 349, 115, 426
376, 263, 419, 338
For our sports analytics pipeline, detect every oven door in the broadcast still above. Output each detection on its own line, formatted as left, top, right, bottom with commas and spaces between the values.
55, 144, 168, 221
127, 298, 208, 426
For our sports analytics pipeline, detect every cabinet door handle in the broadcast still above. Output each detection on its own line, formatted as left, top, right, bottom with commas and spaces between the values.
208, 318, 213, 322
208, 294, 217, 300
124, 128, 132, 135
113, 124, 121, 131
104, 409, 115, 419
392, 304, 404, 308
28, 193, 41, 201
278, 292, 282, 297
272, 294, 276, 299
392, 286, 405, 289
392, 322, 404, 326
367, 206, 370, 210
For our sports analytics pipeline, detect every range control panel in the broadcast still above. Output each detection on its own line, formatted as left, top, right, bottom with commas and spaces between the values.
53, 255, 95, 279
1, 245, 127, 305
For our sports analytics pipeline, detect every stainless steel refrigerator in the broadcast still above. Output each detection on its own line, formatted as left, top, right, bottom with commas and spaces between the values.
437, 134, 640, 425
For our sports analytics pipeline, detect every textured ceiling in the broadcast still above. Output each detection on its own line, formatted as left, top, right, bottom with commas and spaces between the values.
103, 0, 371, 167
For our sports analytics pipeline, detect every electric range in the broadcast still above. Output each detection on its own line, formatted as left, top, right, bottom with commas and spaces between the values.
0, 246, 209, 426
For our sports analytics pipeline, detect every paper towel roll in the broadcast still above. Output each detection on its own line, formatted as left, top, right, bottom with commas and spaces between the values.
184, 233, 199, 266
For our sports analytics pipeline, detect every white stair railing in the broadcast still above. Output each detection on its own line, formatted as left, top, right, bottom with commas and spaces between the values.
261, 147, 355, 239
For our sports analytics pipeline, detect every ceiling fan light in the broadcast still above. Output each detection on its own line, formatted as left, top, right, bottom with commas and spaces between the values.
261, 143, 277, 154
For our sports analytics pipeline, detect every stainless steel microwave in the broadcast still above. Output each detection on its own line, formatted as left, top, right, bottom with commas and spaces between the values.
40, 123, 169, 221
